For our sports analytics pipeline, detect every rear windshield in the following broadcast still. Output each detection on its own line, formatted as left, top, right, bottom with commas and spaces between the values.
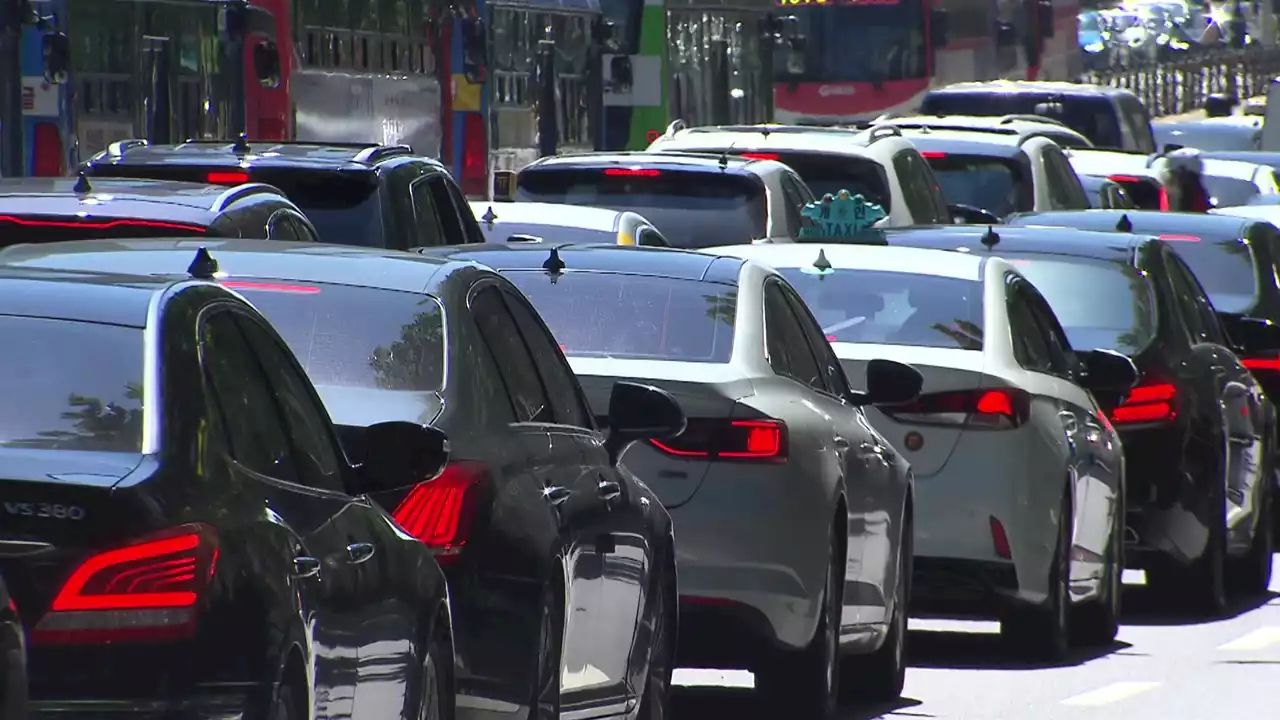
515, 168, 766, 248
0, 215, 207, 243
503, 271, 737, 362
999, 253, 1158, 354
925, 154, 1034, 217
1108, 177, 1162, 209
921, 93, 1124, 150
1159, 234, 1258, 313
732, 151, 890, 210
0, 317, 144, 452
777, 269, 984, 350
1203, 175, 1260, 208
479, 222, 615, 245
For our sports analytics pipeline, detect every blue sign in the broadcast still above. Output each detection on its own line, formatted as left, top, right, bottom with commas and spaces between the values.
799, 190, 887, 240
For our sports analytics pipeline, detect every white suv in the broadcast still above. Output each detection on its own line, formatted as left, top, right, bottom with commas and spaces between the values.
647, 123, 954, 227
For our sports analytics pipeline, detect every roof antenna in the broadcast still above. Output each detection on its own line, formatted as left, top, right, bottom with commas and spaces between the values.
188, 247, 220, 279
543, 246, 566, 283
1115, 214, 1133, 232
980, 226, 1000, 250
480, 206, 498, 230
719, 141, 737, 171
72, 171, 92, 195
812, 248, 833, 275
760, 126, 772, 139
232, 133, 251, 155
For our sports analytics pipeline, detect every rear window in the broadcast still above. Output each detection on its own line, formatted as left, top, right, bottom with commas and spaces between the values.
1203, 175, 1260, 208
921, 93, 1124, 150
924, 154, 1034, 217
734, 151, 890, 210
515, 168, 766, 248
1159, 234, 1258, 313
479, 222, 616, 245
777, 268, 984, 350
998, 253, 1157, 354
0, 215, 207, 243
503, 271, 737, 362
0, 317, 144, 452
1107, 177, 1162, 209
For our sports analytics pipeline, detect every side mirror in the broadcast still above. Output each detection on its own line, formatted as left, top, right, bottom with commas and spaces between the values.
931, 9, 950, 48
493, 170, 515, 201
1078, 348, 1139, 394
949, 203, 1002, 225
42, 32, 70, 85
851, 359, 923, 406
1038, 0, 1056, 37
605, 382, 686, 466
252, 40, 281, 88
355, 421, 451, 494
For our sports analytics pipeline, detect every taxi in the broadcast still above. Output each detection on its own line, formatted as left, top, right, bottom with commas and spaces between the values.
468, 201, 671, 246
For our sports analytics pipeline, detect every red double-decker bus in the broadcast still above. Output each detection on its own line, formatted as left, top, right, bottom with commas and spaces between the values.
772, 0, 1080, 124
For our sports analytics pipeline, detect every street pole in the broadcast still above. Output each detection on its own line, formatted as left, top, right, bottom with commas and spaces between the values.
0, 0, 25, 177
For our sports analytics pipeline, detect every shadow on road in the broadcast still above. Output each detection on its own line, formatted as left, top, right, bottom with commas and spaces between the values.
906, 629, 1130, 670
671, 687, 924, 720
1118, 587, 1279, 626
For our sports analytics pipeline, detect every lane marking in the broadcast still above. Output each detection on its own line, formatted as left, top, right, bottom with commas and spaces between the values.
1060, 681, 1161, 706
673, 669, 754, 688
1218, 626, 1280, 651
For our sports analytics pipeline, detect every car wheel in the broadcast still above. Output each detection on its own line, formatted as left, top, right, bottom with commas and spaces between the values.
840, 516, 910, 702
636, 562, 674, 720
414, 627, 452, 720
754, 544, 840, 719
1071, 497, 1122, 646
267, 679, 302, 720
530, 581, 563, 720
1001, 491, 1070, 662
1228, 478, 1273, 597
1147, 435, 1228, 616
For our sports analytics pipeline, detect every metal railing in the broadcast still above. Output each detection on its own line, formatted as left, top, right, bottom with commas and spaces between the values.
1081, 47, 1280, 117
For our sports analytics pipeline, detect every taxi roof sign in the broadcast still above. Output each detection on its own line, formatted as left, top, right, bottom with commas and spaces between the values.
798, 190, 887, 241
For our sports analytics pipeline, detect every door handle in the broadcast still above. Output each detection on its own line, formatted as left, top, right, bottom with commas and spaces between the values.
834, 436, 850, 450
345, 543, 376, 565
292, 556, 321, 579
543, 485, 572, 506
597, 479, 621, 501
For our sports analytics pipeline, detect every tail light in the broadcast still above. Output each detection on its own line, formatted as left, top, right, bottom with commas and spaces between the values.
648, 418, 788, 462
461, 113, 487, 197
919, 151, 948, 159
880, 388, 1030, 430
1242, 356, 1280, 372
392, 460, 486, 565
31, 524, 218, 645
206, 171, 250, 185
1109, 378, 1177, 425
32, 122, 64, 176
740, 152, 780, 161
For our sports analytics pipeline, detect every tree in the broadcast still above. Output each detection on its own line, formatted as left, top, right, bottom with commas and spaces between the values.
369, 308, 445, 391
11, 382, 144, 451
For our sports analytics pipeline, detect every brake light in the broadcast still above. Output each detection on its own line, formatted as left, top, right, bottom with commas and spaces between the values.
880, 388, 1030, 430
1107, 175, 1143, 183
222, 280, 321, 294
206, 171, 250, 185
604, 168, 661, 177
919, 151, 948, 159
1243, 357, 1280, 371
32, 122, 64, 176
741, 152, 780, 161
31, 524, 218, 645
649, 418, 788, 461
392, 460, 486, 565
0, 215, 205, 232
1158, 234, 1200, 242
1109, 379, 1176, 425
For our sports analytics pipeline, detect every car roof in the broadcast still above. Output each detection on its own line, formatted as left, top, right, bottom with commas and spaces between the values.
880, 130, 1023, 156
874, 114, 1087, 140
86, 140, 442, 173
521, 151, 776, 176
702, 243, 985, 281
424, 242, 736, 282
466, 201, 622, 232
927, 80, 1131, 98
0, 177, 258, 224
0, 238, 459, 295
651, 126, 876, 156
0, 265, 178, 328
875, 224, 1150, 259
1009, 209, 1254, 238
1065, 149, 1156, 176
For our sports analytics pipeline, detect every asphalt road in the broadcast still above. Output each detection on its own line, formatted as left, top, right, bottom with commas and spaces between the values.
671, 560, 1280, 719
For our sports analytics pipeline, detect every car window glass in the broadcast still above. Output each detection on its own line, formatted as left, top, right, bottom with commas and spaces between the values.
470, 285, 553, 423
234, 314, 345, 493
1162, 253, 1211, 342
426, 175, 466, 245
501, 289, 590, 428
778, 174, 806, 234
1024, 288, 1074, 376
1006, 280, 1054, 372
200, 311, 298, 482
762, 282, 794, 377
780, 284, 845, 396
894, 151, 939, 223
637, 228, 667, 246
1121, 96, 1156, 153
444, 179, 486, 244
409, 177, 447, 249
764, 281, 824, 389
1169, 255, 1227, 344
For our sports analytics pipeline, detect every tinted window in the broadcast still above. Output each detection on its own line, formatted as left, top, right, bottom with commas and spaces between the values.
777, 268, 984, 350
743, 151, 891, 211
926, 154, 1033, 217
0, 215, 207, 242
1203, 175, 1260, 208
501, 290, 591, 428
764, 281, 824, 389
921, 93, 1123, 149
0, 318, 144, 452
504, 271, 737, 362
515, 168, 767, 247
1108, 177, 1163, 209
470, 286, 552, 424
410, 179, 447, 248
478, 222, 616, 245
998, 253, 1157, 354
1159, 235, 1258, 313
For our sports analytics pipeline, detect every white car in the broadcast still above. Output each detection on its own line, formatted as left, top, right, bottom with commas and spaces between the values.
467, 201, 671, 246
1067, 148, 1280, 208
704, 242, 1136, 659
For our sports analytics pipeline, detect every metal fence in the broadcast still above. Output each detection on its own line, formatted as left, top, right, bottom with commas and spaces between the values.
1081, 47, 1280, 116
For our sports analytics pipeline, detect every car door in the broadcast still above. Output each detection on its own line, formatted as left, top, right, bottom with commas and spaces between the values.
198, 307, 362, 719
500, 285, 644, 710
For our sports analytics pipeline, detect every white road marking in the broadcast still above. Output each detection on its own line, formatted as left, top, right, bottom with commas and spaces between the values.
1217, 626, 1280, 651
673, 669, 754, 688
1121, 569, 1146, 585
1060, 681, 1161, 706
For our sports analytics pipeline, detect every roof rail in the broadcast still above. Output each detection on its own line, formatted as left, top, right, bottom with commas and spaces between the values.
999, 114, 1069, 128
353, 144, 414, 163
106, 139, 149, 155
210, 182, 285, 213
866, 125, 902, 143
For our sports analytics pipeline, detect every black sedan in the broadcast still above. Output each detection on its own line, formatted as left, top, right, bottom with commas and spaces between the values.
0, 239, 684, 720
875, 225, 1276, 615
0, 261, 452, 719
1, 572, 24, 719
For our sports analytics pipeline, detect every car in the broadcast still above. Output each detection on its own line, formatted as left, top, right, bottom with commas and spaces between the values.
1066, 148, 1278, 208
0, 175, 319, 243
469, 201, 671, 246
1155, 117, 1263, 153
0, 238, 683, 720
0, 572, 25, 720
646, 124, 954, 226
1065, 149, 1166, 209
705, 241, 1134, 657
857, 126, 1090, 218
866, 113, 1095, 149
79, 138, 486, 249
0, 259, 454, 720
421, 242, 922, 712
1201, 150, 1280, 174
870, 224, 1276, 614
1079, 175, 1137, 209
919, 81, 1158, 154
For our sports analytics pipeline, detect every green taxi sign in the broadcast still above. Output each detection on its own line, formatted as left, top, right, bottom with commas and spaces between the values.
798, 190, 887, 241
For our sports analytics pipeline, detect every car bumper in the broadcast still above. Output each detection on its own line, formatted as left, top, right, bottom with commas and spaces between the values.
30, 686, 259, 720
1121, 424, 1217, 567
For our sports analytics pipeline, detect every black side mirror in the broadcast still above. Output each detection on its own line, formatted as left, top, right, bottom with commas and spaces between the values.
1078, 348, 1139, 395
1038, 0, 1056, 37
949, 203, 1002, 225
42, 32, 70, 85
851, 359, 923, 406
252, 40, 281, 88
354, 421, 451, 494
605, 382, 686, 466
931, 9, 950, 48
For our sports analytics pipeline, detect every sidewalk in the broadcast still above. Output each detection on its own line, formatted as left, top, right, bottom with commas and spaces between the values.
1155, 93, 1268, 122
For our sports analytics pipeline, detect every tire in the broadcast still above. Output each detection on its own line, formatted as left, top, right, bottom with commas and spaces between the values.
1000, 491, 1070, 662
839, 517, 910, 702
754, 545, 840, 719
1228, 480, 1273, 598
1071, 498, 1122, 647
414, 627, 453, 720
636, 562, 675, 720
1146, 438, 1228, 617
267, 679, 302, 720
530, 581, 562, 720
1, 631, 27, 720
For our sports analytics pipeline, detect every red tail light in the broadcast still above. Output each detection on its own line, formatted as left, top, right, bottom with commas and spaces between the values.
649, 418, 788, 461
32, 122, 64, 176
919, 151, 948, 159
1107, 175, 1143, 183
1243, 356, 1280, 371
392, 461, 486, 565
461, 112, 487, 197
206, 171, 250, 185
741, 152, 780, 161
604, 168, 661, 177
881, 388, 1030, 430
1109, 379, 1177, 425
31, 524, 218, 645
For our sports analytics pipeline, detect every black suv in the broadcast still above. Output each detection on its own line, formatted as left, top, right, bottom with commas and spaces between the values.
79, 138, 485, 250
0, 176, 318, 242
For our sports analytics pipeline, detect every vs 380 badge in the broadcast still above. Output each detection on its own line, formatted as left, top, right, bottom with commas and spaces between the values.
4, 501, 87, 520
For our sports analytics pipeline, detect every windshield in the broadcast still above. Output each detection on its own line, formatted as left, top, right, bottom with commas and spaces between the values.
0, 317, 144, 452
926, 154, 1033, 217
772, 3, 927, 83
503, 271, 737, 362
265, 174, 384, 247
1079, 12, 1101, 32
0, 215, 207, 243
1000, 254, 1157, 354
778, 269, 983, 349
921, 93, 1123, 149
515, 169, 766, 247
1160, 234, 1258, 313
228, 280, 445, 424
478, 222, 616, 244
